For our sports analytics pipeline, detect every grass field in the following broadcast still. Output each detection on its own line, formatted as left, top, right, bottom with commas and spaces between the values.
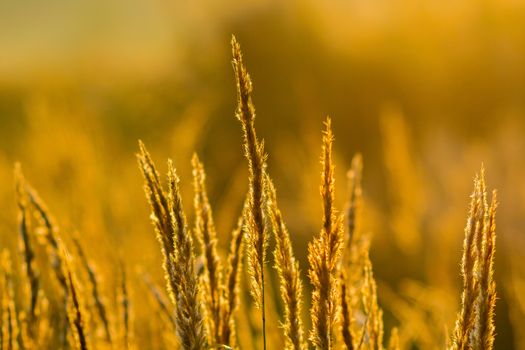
0, 1, 524, 349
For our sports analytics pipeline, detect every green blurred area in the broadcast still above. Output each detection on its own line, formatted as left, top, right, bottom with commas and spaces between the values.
0, 0, 524, 348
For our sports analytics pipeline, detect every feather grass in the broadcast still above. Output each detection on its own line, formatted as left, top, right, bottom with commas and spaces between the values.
267, 177, 306, 350
451, 168, 498, 350
308, 118, 345, 350
166, 159, 207, 349
138, 145, 207, 350
232, 35, 269, 350
220, 213, 245, 348
192, 154, 223, 345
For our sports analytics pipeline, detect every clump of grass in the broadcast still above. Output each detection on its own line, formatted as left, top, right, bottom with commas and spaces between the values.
137, 148, 207, 350
0, 37, 501, 350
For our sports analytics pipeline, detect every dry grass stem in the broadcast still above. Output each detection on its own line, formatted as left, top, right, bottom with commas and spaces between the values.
451, 169, 497, 350
308, 118, 345, 350
71, 235, 112, 343
138, 143, 207, 349
232, 35, 268, 350
267, 177, 306, 350
220, 213, 245, 347
166, 160, 207, 349
192, 154, 223, 344
63, 252, 89, 350
119, 262, 130, 349
14, 165, 40, 335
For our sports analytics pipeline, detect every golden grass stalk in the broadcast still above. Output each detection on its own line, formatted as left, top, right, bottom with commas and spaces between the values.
450, 172, 483, 349
166, 159, 207, 350
71, 234, 112, 343
340, 274, 353, 350
345, 154, 363, 245
308, 118, 344, 350
340, 154, 364, 350
451, 176, 483, 350
451, 169, 497, 350
63, 254, 89, 350
1, 250, 19, 350
232, 35, 269, 349
266, 177, 306, 350
138, 144, 207, 349
362, 256, 384, 350
14, 165, 40, 335
219, 214, 245, 347
192, 154, 223, 344
118, 262, 130, 349
473, 191, 497, 350
24, 183, 68, 295
19, 172, 70, 348
137, 142, 176, 302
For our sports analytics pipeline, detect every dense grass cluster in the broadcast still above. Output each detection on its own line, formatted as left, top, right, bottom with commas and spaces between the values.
0, 38, 498, 350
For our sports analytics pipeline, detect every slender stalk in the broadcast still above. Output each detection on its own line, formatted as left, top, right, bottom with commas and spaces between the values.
267, 177, 306, 350
192, 154, 222, 344
232, 35, 268, 350
71, 235, 112, 343
308, 118, 344, 350
220, 211, 245, 347
14, 166, 40, 337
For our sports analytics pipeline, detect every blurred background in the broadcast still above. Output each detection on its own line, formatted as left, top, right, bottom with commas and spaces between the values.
0, 0, 524, 348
